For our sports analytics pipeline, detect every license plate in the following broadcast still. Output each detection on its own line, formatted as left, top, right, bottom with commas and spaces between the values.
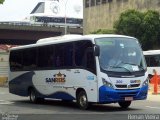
125, 97, 133, 101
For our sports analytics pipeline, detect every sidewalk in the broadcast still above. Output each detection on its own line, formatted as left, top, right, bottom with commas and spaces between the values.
147, 92, 160, 102
147, 84, 160, 102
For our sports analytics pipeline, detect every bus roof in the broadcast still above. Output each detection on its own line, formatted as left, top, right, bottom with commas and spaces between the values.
84, 34, 136, 39
143, 50, 160, 55
36, 34, 83, 44
10, 34, 137, 50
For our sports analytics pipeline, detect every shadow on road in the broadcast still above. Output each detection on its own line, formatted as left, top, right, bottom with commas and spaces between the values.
9, 99, 140, 112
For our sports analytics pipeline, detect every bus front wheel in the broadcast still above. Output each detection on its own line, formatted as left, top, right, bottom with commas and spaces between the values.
76, 91, 89, 110
118, 101, 131, 109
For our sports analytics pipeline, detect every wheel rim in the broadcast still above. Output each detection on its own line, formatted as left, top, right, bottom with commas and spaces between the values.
79, 94, 87, 107
30, 91, 35, 102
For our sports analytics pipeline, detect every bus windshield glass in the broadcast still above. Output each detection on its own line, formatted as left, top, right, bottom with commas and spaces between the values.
95, 37, 146, 73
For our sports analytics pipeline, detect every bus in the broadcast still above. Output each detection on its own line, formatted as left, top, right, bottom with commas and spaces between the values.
9, 34, 148, 109
143, 50, 160, 78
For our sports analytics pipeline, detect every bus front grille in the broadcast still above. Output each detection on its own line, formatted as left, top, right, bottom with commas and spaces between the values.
115, 84, 127, 88
115, 84, 140, 88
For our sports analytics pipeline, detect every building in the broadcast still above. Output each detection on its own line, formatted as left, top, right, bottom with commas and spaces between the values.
83, 0, 160, 34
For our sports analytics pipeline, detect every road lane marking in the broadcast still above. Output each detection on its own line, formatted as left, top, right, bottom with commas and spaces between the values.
0, 100, 13, 105
146, 106, 160, 109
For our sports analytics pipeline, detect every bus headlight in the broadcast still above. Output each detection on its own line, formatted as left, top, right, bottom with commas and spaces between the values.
142, 78, 149, 86
102, 78, 113, 88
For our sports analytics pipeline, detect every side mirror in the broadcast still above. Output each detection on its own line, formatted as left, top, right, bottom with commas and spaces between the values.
94, 45, 100, 56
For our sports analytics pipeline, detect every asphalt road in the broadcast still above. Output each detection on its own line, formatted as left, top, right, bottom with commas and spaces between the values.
0, 87, 160, 120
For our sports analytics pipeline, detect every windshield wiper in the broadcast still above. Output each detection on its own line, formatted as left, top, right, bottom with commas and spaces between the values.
118, 62, 145, 71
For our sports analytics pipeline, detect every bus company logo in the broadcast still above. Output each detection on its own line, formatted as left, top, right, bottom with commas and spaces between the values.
46, 72, 66, 83
130, 80, 141, 84
127, 84, 131, 88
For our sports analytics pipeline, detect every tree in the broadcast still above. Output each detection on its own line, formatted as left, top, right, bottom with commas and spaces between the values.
114, 9, 143, 40
141, 10, 160, 50
114, 9, 160, 50
0, 0, 4, 4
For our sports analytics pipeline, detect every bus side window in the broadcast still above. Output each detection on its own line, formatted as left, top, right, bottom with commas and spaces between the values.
55, 56, 61, 67
150, 56, 158, 67
10, 50, 22, 71
86, 48, 96, 74
74, 41, 93, 67
145, 56, 150, 67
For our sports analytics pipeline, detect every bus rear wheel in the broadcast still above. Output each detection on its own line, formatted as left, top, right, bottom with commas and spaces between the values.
29, 88, 44, 103
29, 88, 38, 103
118, 101, 131, 109
77, 91, 89, 110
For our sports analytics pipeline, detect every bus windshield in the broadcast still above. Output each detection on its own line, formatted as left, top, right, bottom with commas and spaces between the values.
95, 37, 146, 73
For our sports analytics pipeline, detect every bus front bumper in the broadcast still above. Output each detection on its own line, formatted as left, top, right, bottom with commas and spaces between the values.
99, 85, 148, 103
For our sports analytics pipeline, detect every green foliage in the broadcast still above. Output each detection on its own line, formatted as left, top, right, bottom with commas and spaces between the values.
0, 0, 5, 4
114, 10, 143, 39
114, 9, 160, 50
141, 10, 160, 50
91, 29, 115, 34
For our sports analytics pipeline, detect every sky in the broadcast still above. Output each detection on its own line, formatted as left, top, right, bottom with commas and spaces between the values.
0, 0, 40, 21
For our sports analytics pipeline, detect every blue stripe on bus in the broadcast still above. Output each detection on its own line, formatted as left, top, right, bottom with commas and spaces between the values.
99, 85, 148, 103
44, 91, 75, 100
9, 71, 75, 100
9, 71, 35, 96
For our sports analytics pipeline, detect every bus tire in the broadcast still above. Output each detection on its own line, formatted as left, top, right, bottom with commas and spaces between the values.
118, 101, 131, 109
76, 91, 89, 110
29, 88, 38, 103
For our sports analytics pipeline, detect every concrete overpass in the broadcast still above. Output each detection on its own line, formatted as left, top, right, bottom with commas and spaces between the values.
0, 22, 83, 82
0, 22, 83, 45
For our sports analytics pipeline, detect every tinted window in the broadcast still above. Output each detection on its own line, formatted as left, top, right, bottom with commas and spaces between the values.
145, 56, 150, 66
145, 55, 160, 67
22, 48, 37, 70
74, 41, 96, 73
10, 50, 22, 71
74, 41, 92, 66
85, 47, 96, 74
54, 42, 74, 68
9, 40, 96, 74
37, 45, 54, 69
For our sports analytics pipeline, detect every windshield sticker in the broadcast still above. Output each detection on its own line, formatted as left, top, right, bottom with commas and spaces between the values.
87, 76, 94, 80
132, 66, 139, 71
128, 51, 136, 56
120, 43, 124, 48
97, 41, 114, 45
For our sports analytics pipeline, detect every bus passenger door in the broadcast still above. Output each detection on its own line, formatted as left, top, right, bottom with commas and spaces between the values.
83, 48, 98, 102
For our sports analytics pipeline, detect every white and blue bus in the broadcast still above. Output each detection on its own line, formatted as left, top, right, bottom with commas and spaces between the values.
143, 50, 160, 79
9, 34, 148, 109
